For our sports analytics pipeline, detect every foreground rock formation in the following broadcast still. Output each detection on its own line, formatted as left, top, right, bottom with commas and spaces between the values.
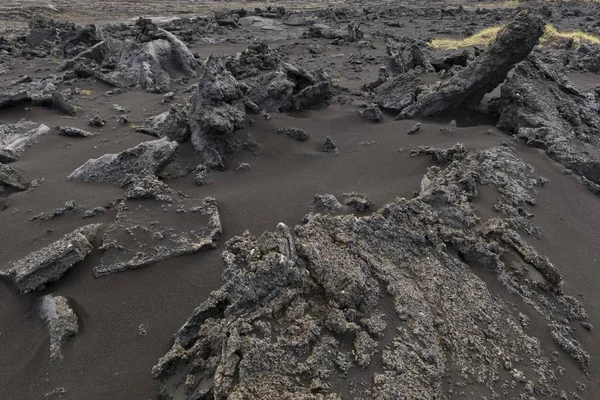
153, 145, 589, 399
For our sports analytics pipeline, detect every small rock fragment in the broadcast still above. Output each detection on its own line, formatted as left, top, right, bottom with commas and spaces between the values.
55, 126, 96, 138
274, 128, 310, 141
87, 114, 106, 127
359, 103, 383, 123
343, 192, 373, 212
236, 162, 251, 173
407, 123, 421, 135
39, 294, 79, 361
0, 162, 25, 190
322, 136, 338, 153
312, 194, 342, 213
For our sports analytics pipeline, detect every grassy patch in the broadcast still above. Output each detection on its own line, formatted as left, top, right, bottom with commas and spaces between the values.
430, 24, 600, 50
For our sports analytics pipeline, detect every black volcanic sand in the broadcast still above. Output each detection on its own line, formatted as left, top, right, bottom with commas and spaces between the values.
0, 15, 600, 400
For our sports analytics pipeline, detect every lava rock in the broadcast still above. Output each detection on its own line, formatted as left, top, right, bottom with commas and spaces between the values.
39, 295, 79, 361
274, 127, 310, 141
68, 138, 179, 184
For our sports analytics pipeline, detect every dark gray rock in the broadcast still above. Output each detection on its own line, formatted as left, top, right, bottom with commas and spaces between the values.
312, 194, 342, 213
494, 56, 600, 193
407, 122, 421, 135
115, 26, 197, 93
52, 92, 77, 116
0, 148, 18, 163
0, 162, 25, 190
360, 103, 383, 122
68, 138, 179, 184
152, 147, 588, 399
400, 12, 545, 118
188, 56, 246, 170
55, 126, 97, 138
2, 224, 101, 294
283, 14, 308, 27
373, 71, 425, 111
274, 127, 309, 141
225, 41, 279, 79
74, 62, 121, 87
247, 61, 333, 113
83, 206, 107, 219
410, 143, 468, 164
322, 136, 338, 153
343, 192, 373, 212
39, 295, 79, 361
137, 104, 191, 143
235, 162, 251, 173
87, 114, 106, 127
0, 91, 31, 109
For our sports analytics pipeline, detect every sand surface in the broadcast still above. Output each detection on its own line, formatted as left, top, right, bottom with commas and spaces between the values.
0, 2, 599, 399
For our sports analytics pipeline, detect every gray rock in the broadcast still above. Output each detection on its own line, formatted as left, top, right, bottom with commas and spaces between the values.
236, 162, 251, 173
0, 121, 51, 157
83, 206, 107, 219
94, 197, 221, 277
2, 224, 101, 293
68, 138, 179, 184
410, 143, 468, 164
0, 162, 25, 190
360, 103, 383, 122
0, 148, 18, 163
322, 136, 338, 153
188, 56, 246, 170
115, 26, 197, 93
0, 91, 31, 109
52, 92, 77, 116
247, 60, 333, 113
153, 146, 587, 398
55, 126, 97, 138
87, 114, 105, 127
407, 123, 421, 135
283, 14, 308, 27
137, 104, 191, 143
400, 12, 545, 118
39, 295, 79, 361
274, 127, 309, 141
74, 62, 121, 88
312, 194, 342, 213
343, 192, 373, 212
495, 57, 600, 193
373, 72, 425, 111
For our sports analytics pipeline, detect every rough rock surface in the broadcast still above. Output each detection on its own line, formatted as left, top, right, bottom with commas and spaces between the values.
1, 224, 101, 293
39, 295, 79, 361
372, 71, 425, 111
68, 138, 179, 184
115, 20, 197, 93
0, 120, 50, 162
311, 193, 343, 213
274, 127, 309, 141
322, 136, 338, 153
0, 162, 25, 190
494, 56, 600, 192
188, 56, 246, 170
152, 145, 589, 399
247, 61, 333, 113
94, 197, 221, 277
400, 12, 545, 118
55, 126, 97, 138
343, 192, 373, 212
225, 41, 279, 79
359, 103, 383, 122
137, 104, 191, 143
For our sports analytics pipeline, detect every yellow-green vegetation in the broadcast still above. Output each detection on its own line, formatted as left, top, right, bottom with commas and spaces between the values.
430, 24, 600, 50
430, 26, 502, 50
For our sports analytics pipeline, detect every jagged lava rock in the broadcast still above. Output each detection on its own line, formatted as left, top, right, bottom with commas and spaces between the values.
39, 295, 79, 361
68, 138, 178, 184
2, 224, 101, 293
